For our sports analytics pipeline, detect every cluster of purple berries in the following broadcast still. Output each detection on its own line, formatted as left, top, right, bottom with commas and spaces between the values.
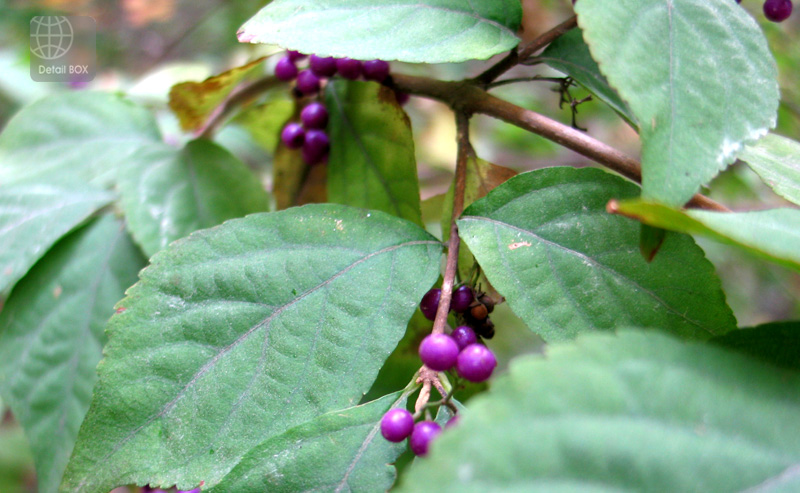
420, 285, 497, 339
760, 0, 793, 22
380, 407, 459, 456
280, 101, 331, 165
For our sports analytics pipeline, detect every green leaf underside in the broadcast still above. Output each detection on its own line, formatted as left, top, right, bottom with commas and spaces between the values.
237, 0, 522, 63
539, 28, 637, 128
612, 199, 800, 273
0, 215, 144, 493
209, 391, 408, 492
576, 0, 778, 207
326, 80, 423, 227
399, 330, 800, 492
118, 139, 270, 258
712, 322, 800, 371
0, 182, 114, 295
738, 133, 800, 206
457, 167, 736, 342
61, 205, 443, 492
0, 92, 161, 188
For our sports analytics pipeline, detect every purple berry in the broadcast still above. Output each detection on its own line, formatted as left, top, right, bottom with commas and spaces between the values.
419, 333, 459, 371
336, 57, 362, 80
445, 415, 460, 428
764, 0, 792, 21
281, 122, 305, 149
420, 288, 441, 320
310, 55, 338, 77
380, 408, 415, 442
296, 70, 321, 95
362, 59, 390, 82
287, 50, 306, 62
456, 344, 497, 383
451, 325, 478, 350
301, 102, 329, 129
409, 421, 441, 456
395, 91, 410, 106
275, 56, 298, 81
302, 129, 330, 165
450, 285, 474, 313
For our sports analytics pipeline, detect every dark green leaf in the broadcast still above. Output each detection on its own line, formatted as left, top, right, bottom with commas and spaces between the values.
712, 322, 800, 371
398, 330, 800, 492
738, 133, 800, 206
539, 27, 637, 128
0, 215, 145, 493
118, 139, 270, 257
0, 182, 114, 294
576, 0, 778, 206
326, 80, 422, 226
610, 199, 800, 272
457, 167, 736, 342
209, 391, 410, 492
237, 0, 522, 63
0, 92, 161, 188
61, 205, 443, 492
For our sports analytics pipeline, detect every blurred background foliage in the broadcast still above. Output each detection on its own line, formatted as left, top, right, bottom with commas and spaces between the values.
0, 0, 798, 490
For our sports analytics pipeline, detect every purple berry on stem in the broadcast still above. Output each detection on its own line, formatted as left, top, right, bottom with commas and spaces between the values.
420, 288, 441, 320
380, 408, 415, 442
310, 55, 338, 77
281, 122, 305, 149
287, 50, 306, 62
302, 129, 330, 165
456, 344, 497, 383
419, 333, 459, 371
301, 102, 329, 129
274, 56, 298, 81
451, 325, 478, 350
296, 70, 321, 95
764, 0, 792, 21
450, 285, 474, 312
336, 57, 362, 79
409, 421, 442, 456
362, 59, 390, 82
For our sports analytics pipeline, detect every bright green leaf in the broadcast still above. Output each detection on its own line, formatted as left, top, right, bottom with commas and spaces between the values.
0, 215, 145, 493
209, 391, 410, 492
738, 133, 800, 206
457, 167, 736, 342
712, 322, 800, 371
0, 182, 114, 295
539, 27, 637, 128
233, 98, 295, 153
237, 0, 522, 63
326, 80, 423, 227
0, 92, 161, 188
118, 139, 271, 257
576, 0, 778, 206
399, 330, 800, 492
61, 205, 443, 492
610, 199, 800, 272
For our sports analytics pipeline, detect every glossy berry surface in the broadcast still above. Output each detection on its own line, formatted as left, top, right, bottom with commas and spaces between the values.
380, 408, 415, 442
296, 70, 321, 95
419, 333, 459, 371
362, 59, 390, 82
274, 56, 298, 81
287, 50, 306, 62
336, 57, 362, 79
409, 421, 442, 456
310, 55, 338, 77
280, 122, 305, 149
450, 285, 474, 312
451, 325, 478, 350
419, 288, 441, 320
302, 129, 330, 165
456, 344, 497, 383
764, 0, 793, 21
300, 102, 329, 129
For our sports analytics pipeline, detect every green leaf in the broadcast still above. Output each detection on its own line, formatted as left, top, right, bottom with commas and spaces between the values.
0, 215, 145, 493
326, 80, 423, 227
575, 0, 778, 206
237, 0, 522, 63
398, 330, 800, 492
61, 205, 443, 492
0, 182, 114, 295
610, 199, 800, 272
457, 167, 736, 342
712, 322, 800, 371
738, 133, 800, 206
539, 27, 637, 128
0, 425, 34, 493
0, 92, 161, 188
233, 98, 295, 153
118, 139, 271, 257
209, 391, 409, 492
